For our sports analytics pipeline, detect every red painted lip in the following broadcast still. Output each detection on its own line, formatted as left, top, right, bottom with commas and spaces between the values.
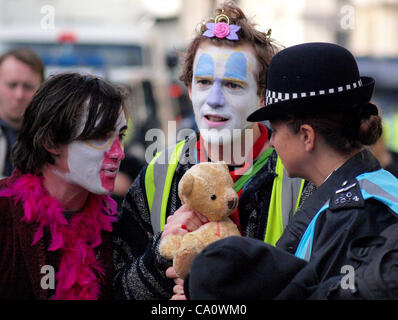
100, 137, 124, 192
101, 166, 119, 176
101, 165, 119, 171
100, 168, 119, 192
101, 170, 118, 178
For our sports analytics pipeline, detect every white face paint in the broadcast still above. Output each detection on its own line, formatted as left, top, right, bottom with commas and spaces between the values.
191, 44, 261, 144
55, 106, 127, 195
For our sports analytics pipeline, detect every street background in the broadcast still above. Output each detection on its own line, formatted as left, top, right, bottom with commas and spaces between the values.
1, 0, 398, 158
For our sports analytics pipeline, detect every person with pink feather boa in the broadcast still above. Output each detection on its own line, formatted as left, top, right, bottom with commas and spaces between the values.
0, 72, 127, 299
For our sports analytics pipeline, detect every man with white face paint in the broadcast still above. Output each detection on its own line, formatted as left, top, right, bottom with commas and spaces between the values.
113, 2, 309, 300
0, 72, 127, 299
191, 44, 260, 147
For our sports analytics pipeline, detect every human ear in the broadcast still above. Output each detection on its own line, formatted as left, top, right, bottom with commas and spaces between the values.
43, 143, 61, 156
299, 124, 315, 152
259, 89, 265, 107
188, 84, 192, 100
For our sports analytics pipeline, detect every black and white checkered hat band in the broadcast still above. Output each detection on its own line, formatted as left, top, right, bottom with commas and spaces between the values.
265, 79, 363, 106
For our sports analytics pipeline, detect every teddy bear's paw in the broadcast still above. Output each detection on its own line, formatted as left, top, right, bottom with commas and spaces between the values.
159, 234, 182, 260
174, 247, 200, 279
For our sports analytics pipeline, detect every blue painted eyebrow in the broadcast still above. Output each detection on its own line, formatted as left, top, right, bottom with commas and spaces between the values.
224, 52, 247, 82
194, 53, 214, 77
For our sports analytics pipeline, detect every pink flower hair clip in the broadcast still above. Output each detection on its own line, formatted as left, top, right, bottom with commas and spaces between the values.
202, 11, 241, 41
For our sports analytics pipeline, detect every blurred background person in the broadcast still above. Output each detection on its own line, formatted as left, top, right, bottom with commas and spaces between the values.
368, 136, 398, 178
367, 106, 398, 178
0, 48, 44, 178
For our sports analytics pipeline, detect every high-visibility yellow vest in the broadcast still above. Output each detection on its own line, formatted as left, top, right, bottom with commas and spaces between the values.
383, 114, 398, 152
145, 137, 304, 246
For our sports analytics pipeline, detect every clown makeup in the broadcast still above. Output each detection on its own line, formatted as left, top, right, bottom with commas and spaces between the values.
190, 44, 261, 144
56, 107, 127, 195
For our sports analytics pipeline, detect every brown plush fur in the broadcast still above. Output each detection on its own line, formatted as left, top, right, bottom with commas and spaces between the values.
159, 162, 240, 278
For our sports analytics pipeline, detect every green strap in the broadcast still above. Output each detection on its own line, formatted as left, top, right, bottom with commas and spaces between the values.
265, 156, 284, 245
295, 179, 305, 213
264, 156, 304, 245
145, 151, 161, 213
383, 114, 398, 152
159, 141, 186, 231
233, 147, 274, 192
145, 140, 187, 232
392, 114, 398, 152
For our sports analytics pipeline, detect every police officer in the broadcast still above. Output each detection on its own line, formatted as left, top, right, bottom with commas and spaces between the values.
185, 42, 398, 300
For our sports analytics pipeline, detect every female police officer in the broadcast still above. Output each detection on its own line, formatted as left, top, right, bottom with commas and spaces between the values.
185, 42, 398, 300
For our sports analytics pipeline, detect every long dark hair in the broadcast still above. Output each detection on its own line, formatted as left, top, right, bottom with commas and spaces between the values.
12, 72, 126, 174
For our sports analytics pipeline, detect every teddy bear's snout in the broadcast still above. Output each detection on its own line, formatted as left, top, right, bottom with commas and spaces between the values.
228, 196, 238, 210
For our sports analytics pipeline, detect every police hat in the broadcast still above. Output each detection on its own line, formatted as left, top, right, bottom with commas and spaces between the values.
247, 42, 377, 122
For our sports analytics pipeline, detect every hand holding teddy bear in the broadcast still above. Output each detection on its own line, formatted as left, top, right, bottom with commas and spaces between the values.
160, 162, 241, 281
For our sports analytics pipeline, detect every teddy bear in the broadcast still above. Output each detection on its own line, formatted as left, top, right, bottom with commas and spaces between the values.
159, 161, 241, 279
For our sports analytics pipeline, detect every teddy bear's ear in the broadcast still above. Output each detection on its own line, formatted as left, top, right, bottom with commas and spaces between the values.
178, 172, 194, 200
217, 161, 229, 174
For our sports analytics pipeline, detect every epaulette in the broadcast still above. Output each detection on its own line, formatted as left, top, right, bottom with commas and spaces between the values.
329, 178, 365, 211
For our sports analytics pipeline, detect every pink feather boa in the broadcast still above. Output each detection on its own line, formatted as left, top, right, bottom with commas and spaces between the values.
0, 174, 117, 300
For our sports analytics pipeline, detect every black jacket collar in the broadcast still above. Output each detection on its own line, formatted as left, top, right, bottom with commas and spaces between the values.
324, 149, 380, 190
297, 149, 380, 220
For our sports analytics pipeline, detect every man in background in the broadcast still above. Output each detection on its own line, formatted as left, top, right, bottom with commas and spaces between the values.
0, 48, 44, 178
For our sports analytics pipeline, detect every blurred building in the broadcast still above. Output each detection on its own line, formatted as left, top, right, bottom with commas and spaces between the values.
0, 0, 180, 159
179, 0, 398, 150
1, 0, 398, 151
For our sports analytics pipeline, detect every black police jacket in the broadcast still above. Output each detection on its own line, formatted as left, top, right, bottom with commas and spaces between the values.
276, 149, 398, 298
186, 149, 398, 300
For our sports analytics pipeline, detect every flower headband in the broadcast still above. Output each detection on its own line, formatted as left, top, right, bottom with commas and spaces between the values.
202, 11, 241, 41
